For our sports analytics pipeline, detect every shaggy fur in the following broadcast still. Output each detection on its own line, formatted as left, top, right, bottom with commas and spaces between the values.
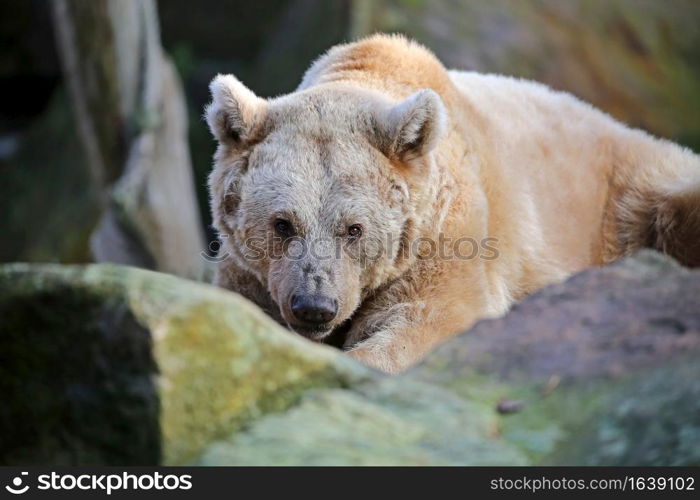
205, 34, 700, 373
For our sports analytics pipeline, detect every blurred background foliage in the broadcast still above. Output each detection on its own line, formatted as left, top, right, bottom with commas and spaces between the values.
1, 0, 699, 271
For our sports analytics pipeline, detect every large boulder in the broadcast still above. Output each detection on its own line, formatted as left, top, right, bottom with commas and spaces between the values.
197, 252, 700, 466
0, 263, 365, 465
414, 251, 700, 465
1, 251, 698, 465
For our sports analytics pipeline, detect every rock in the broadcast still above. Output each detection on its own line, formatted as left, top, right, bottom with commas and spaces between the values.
0, 263, 365, 465
1, 251, 699, 465
411, 250, 700, 465
199, 251, 700, 465
1, 1, 208, 275
416, 250, 700, 383
197, 378, 527, 466
52, 0, 207, 279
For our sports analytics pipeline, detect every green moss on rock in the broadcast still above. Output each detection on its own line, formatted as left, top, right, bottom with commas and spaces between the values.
197, 379, 527, 466
0, 263, 368, 465
1, 253, 699, 465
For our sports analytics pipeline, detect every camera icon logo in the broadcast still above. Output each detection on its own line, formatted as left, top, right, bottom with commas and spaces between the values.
5, 472, 29, 495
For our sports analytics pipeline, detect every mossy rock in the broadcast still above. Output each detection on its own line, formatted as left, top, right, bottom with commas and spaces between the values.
1, 252, 699, 465
0, 263, 367, 465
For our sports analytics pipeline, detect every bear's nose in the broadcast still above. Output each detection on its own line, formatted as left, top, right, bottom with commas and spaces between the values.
290, 294, 338, 325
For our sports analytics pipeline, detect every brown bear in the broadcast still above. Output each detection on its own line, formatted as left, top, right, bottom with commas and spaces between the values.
205, 34, 700, 373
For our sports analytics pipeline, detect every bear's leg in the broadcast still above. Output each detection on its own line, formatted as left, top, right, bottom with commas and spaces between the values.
616, 181, 700, 268
649, 183, 700, 267
346, 326, 434, 374
344, 276, 493, 373
610, 135, 700, 268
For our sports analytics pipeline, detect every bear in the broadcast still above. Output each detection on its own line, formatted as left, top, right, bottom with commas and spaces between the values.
205, 34, 700, 373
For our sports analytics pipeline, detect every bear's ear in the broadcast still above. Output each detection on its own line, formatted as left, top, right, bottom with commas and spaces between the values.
378, 89, 447, 162
205, 74, 267, 146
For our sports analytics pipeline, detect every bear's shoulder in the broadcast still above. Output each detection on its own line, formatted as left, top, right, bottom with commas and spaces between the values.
299, 34, 450, 95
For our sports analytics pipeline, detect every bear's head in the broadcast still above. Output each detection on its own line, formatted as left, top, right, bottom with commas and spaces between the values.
205, 74, 446, 340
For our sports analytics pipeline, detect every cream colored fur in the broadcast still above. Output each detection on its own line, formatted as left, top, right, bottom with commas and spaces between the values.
206, 34, 700, 373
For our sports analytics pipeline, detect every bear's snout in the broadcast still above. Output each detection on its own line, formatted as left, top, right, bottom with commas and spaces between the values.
290, 293, 338, 327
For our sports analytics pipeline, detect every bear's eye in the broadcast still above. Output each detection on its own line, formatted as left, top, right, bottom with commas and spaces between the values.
274, 218, 295, 238
347, 224, 363, 239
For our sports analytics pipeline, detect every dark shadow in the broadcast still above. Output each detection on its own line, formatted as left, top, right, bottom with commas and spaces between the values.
0, 284, 160, 465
